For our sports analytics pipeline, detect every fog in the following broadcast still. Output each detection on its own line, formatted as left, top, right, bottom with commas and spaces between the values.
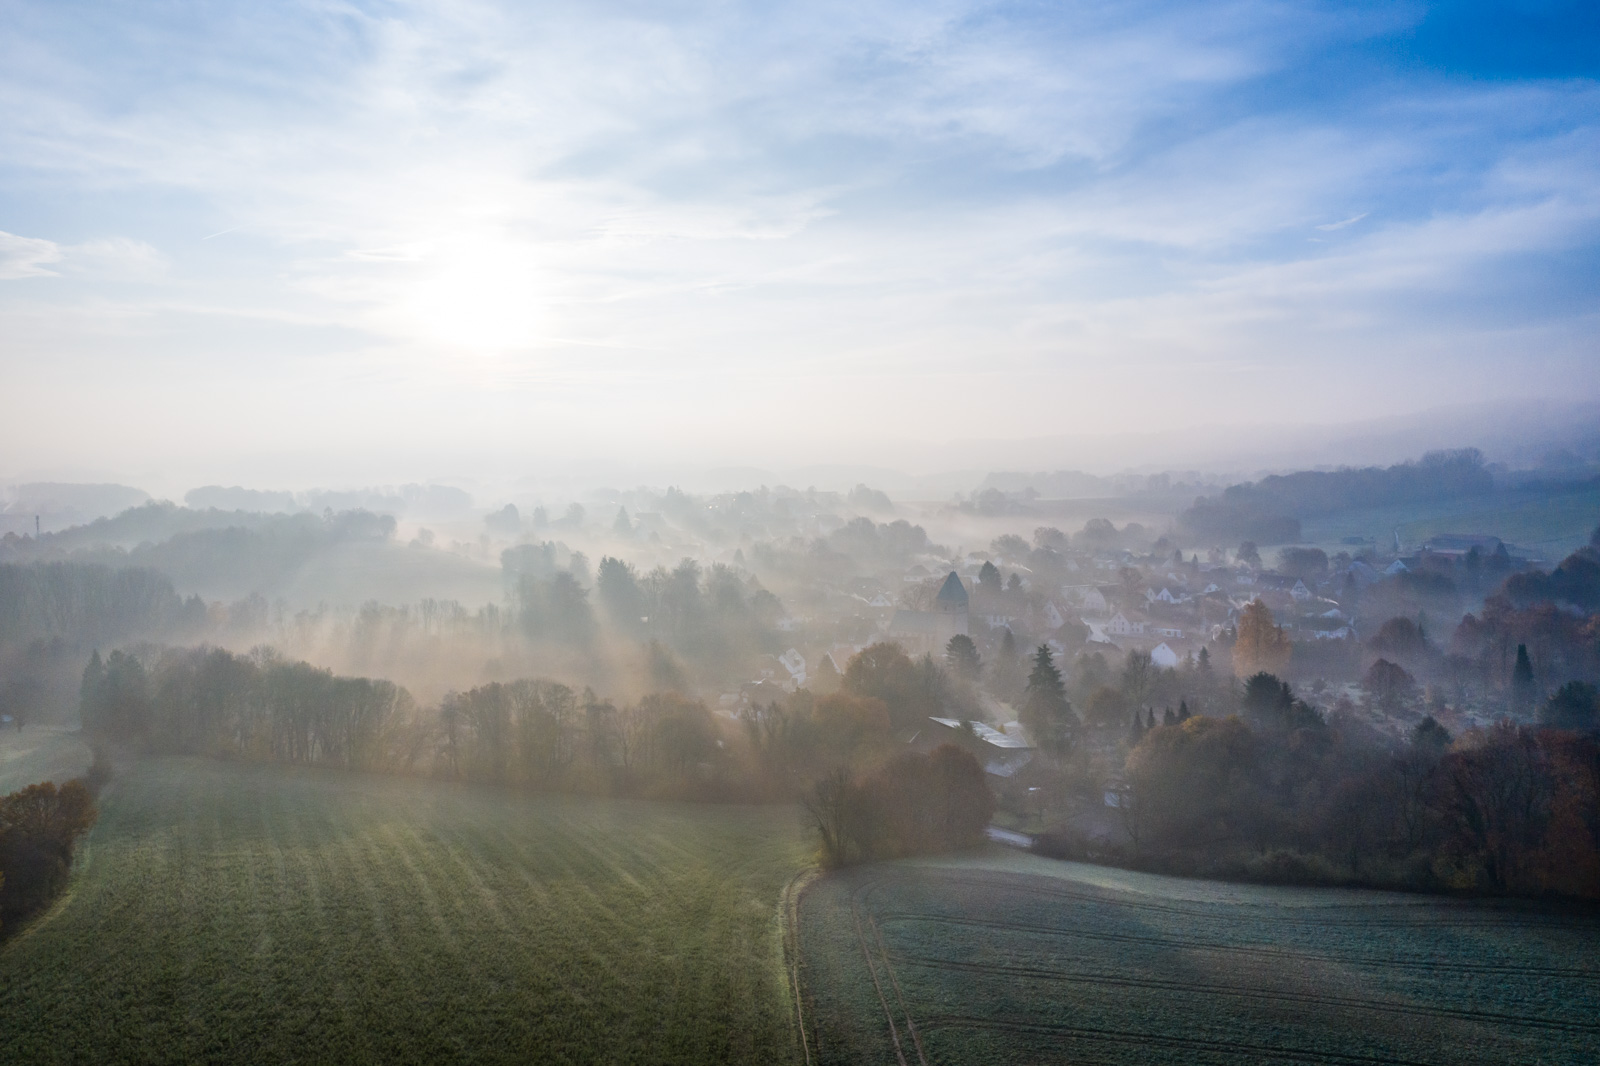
4, 4, 1600, 1061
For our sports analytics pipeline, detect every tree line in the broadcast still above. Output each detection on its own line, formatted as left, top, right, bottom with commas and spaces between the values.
1038, 670, 1600, 901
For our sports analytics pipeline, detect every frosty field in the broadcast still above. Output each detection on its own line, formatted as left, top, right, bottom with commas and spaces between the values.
797, 849, 1600, 1065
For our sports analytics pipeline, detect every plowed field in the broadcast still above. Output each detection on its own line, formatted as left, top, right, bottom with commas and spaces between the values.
0, 757, 810, 1065
797, 849, 1600, 1065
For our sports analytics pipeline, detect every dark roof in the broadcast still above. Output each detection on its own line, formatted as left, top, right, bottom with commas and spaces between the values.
935, 571, 969, 609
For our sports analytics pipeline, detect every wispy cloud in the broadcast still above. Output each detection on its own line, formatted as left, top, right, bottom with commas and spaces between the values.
0, 231, 63, 279
0, 0, 1596, 473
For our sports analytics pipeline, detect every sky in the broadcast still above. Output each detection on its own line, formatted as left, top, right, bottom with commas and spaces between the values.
1, 0, 1598, 489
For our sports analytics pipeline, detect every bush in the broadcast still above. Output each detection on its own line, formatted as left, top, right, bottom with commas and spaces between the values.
0, 779, 99, 931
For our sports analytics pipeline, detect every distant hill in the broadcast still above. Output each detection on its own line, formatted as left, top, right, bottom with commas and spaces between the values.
1180, 449, 1494, 545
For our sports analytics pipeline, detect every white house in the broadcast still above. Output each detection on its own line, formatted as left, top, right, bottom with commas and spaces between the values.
1106, 612, 1145, 636
1152, 624, 1184, 639
1290, 580, 1312, 602
1385, 559, 1410, 576
778, 648, 807, 686
1043, 601, 1066, 628
1150, 642, 1181, 668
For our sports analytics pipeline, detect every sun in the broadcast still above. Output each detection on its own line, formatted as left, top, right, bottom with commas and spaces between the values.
405, 235, 545, 352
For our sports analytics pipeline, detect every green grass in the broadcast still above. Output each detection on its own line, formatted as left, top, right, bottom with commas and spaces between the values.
798, 847, 1600, 1065
0, 758, 813, 1065
0, 727, 92, 795
1298, 484, 1600, 561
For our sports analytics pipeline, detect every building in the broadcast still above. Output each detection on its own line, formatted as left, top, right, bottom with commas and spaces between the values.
885, 571, 969, 655
913, 716, 1035, 779
1105, 612, 1145, 636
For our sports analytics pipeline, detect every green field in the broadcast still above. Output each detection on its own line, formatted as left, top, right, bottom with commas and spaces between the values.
797, 848, 1600, 1065
0, 727, 92, 795
1298, 484, 1600, 561
0, 757, 812, 1065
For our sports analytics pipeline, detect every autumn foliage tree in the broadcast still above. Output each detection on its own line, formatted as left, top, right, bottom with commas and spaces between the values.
803, 744, 994, 866
1233, 598, 1291, 677
0, 779, 98, 930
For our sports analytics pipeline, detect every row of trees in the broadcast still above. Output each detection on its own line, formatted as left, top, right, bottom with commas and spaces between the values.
1095, 680, 1600, 899
80, 647, 424, 772
0, 774, 100, 932
804, 746, 994, 867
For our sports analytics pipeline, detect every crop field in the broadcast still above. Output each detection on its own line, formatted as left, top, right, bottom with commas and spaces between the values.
0, 757, 812, 1065
1298, 484, 1600, 561
0, 727, 92, 794
797, 848, 1600, 1065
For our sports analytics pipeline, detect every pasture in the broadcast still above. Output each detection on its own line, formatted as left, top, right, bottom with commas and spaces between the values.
1297, 483, 1600, 561
797, 848, 1600, 1065
0, 727, 92, 795
0, 757, 812, 1065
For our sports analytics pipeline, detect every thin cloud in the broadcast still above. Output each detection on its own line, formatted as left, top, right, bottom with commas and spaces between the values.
1316, 212, 1369, 231
0, 231, 63, 279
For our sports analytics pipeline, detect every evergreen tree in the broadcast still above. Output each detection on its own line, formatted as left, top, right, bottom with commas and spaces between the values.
1021, 644, 1075, 755
1177, 698, 1190, 722
1512, 643, 1536, 714
944, 634, 982, 681
978, 561, 1002, 594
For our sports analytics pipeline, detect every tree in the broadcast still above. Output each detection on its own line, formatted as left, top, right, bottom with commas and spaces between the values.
1277, 547, 1329, 582
944, 634, 982, 681
1237, 541, 1261, 568
1542, 682, 1599, 732
977, 561, 1002, 595
1363, 658, 1416, 714
1233, 599, 1291, 677
843, 643, 927, 729
0, 779, 98, 927
1120, 649, 1154, 706
613, 507, 632, 535
811, 653, 842, 695
1022, 645, 1076, 755
596, 556, 644, 631
1512, 643, 1537, 714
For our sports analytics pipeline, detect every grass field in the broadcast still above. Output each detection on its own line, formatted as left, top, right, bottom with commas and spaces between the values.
797, 848, 1600, 1065
0, 727, 92, 795
1298, 484, 1600, 561
0, 757, 813, 1065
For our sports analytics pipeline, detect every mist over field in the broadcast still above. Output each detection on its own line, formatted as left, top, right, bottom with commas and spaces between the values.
3, 2, 1599, 1064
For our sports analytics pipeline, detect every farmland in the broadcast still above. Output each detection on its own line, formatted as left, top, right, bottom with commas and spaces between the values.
797, 848, 1600, 1065
1297, 482, 1600, 561
0, 727, 91, 795
0, 757, 812, 1065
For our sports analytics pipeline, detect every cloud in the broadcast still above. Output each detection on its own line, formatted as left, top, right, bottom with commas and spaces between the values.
1316, 213, 1368, 231
0, 231, 63, 279
0, 0, 1597, 466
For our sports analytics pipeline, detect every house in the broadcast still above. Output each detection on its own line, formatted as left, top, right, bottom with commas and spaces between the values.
1151, 624, 1184, 639
1155, 587, 1180, 604
1346, 560, 1383, 588
1106, 612, 1145, 636
913, 716, 1035, 779
1150, 643, 1180, 668
777, 648, 807, 686
1384, 559, 1410, 576
1290, 580, 1311, 602
1043, 601, 1066, 628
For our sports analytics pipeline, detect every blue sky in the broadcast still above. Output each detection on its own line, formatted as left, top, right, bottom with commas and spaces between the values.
1, 0, 1597, 484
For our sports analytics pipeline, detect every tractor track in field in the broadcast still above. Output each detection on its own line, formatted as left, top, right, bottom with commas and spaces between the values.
912, 1015, 1458, 1066
872, 912, 1600, 981
889, 952, 1600, 1035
